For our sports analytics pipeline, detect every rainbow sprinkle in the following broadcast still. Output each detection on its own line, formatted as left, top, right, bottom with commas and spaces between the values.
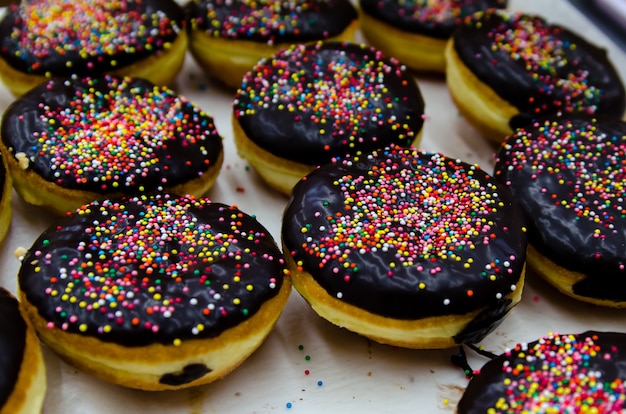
300, 148, 517, 277
20, 194, 287, 345
233, 42, 422, 164
386, 0, 475, 23
476, 11, 602, 115
190, 0, 354, 44
490, 332, 626, 412
497, 118, 625, 238
17, 75, 221, 192
4, 0, 182, 73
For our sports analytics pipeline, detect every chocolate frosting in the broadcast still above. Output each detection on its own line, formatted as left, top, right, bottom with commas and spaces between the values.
457, 331, 626, 413
0, 0, 185, 76
186, 0, 357, 43
359, 0, 506, 39
18, 194, 288, 347
282, 147, 527, 327
1, 75, 223, 194
494, 115, 626, 302
0, 288, 26, 408
452, 10, 626, 128
233, 42, 425, 166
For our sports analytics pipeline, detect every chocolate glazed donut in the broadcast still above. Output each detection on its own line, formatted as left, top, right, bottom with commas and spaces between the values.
231, 41, 426, 195
494, 115, 626, 304
2, 75, 223, 194
233, 41, 425, 166
0, 287, 46, 413
359, 0, 507, 39
451, 10, 626, 129
186, 0, 357, 44
0, 75, 224, 215
457, 331, 626, 413
0, 289, 27, 407
18, 193, 291, 390
0, 0, 185, 76
282, 146, 527, 347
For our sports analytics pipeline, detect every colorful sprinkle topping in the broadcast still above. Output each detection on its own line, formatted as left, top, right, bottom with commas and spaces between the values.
301, 148, 514, 276
19, 194, 287, 345
190, 0, 355, 44
387, 0, 481, 23
11, 75, 222, 193
472, 10, 603, 115
491, 332, 626, 412
498, 118, 625, 237
2, 0, 182, 74
283, 145, 526, 321
234, 42, 424, 165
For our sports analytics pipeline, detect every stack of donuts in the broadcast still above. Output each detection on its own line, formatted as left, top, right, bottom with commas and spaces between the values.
0, 0, 623, 412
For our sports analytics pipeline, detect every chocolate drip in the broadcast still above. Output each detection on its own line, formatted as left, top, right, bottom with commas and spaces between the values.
159, 364, 211, 386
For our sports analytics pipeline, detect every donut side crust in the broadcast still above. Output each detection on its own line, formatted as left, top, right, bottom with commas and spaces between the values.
232, 113, 424, 196
359, 11, 447, 73
232, 114, 319, 195
0, 31, 188, 97
527, 243, 626, 308
18, 275, 291, 391
188, 21, 359, 89
444, 39, 519, 143
283, 246, 524, 349
0, 155, 12, 244
0, 135, 223, 216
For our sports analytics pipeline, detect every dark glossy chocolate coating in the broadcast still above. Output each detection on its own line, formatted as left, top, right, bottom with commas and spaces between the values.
457, 331, 626, 413
0, 288, 26, 408
233, 42, 425, 166
0, 0, 185, 76
1, 75, 223, 194
359, 0, 506, 39
494, 115, 626, 302
452, 10, 626, 128
282, 147, 527, 329
18, 194, 287, 346
160, 363, 211, 386
186, 0, 357, 43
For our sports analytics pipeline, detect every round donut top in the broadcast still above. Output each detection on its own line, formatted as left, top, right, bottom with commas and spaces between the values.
282, 146, 527, 321
0, 0, 185, 76
18, 193, 289, 346
186, 0, 357, 44
457, 331, 626, 413
359, 0, 506, 39
233, 42, 425, 166
494, 116, 626, 300
0, 288, 26, 408
1, 75, 223, 195
452, 10, 626, 128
